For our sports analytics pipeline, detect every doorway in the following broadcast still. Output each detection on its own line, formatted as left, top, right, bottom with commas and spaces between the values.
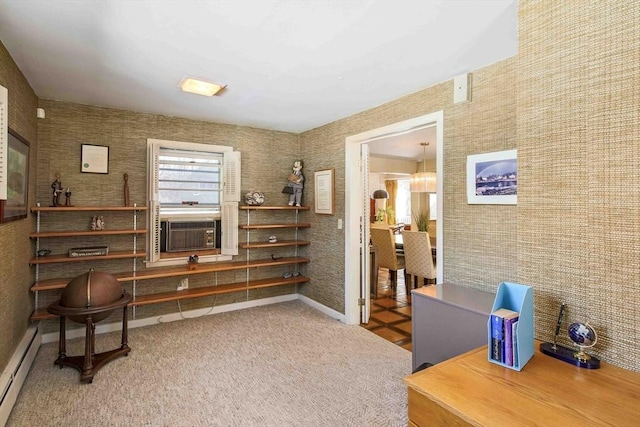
344, 111, 444, 325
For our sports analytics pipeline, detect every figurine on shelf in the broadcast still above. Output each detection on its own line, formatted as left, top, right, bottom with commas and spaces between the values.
50, 173, 63, 207
188, 254, 199, 270
64, 188, 72, 206
123, 173, 130, 207
91, 215, 105, 231
286, 160, 304, 207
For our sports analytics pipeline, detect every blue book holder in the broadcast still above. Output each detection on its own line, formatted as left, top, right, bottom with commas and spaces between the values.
487, 282, 534, 371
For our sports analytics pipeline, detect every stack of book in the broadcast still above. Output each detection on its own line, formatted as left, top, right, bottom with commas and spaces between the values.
490, 308, 519, 367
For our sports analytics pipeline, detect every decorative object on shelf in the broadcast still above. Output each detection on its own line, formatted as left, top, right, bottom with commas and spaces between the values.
244, 190, 265, 206
91, 215, 105, 230
50, 173, 63, 207
271, 254, 282, 260
123, 173, 130, 207
81, 143, 110, 174
64, 188, 72, 206
268, 235, 277, 243
47, 268, 131, 383
188, 254, 199, 270
283, 272, 293, 279
69, 246, 109, 257
540, 304, 601, 369
286, 160, 304, 207
36, 249, 51, 257
314, 168, 335, 215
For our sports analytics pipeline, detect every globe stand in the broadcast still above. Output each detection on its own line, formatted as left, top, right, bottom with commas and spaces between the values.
540, 342, 600, 369
47, 292, 132, 383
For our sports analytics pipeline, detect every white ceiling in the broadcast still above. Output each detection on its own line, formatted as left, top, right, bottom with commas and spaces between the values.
0, 0, 517, 143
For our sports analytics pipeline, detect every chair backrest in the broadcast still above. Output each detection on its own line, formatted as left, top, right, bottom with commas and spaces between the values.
401, 230, 436, 280
370, 227, 402, 271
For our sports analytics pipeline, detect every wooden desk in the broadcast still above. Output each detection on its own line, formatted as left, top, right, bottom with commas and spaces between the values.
404, 341, 640, 426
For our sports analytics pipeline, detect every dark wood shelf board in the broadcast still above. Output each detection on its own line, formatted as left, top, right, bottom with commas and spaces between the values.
31, 256, 310, 291
30, 276, 309, 320
239, 240, 310, 249
131, 276, 309, 306
29, 251, 147, 265
31, 206, 147, 212
239, 223, 311, 229
240, 205, 310, 210
30, 229, 147, 238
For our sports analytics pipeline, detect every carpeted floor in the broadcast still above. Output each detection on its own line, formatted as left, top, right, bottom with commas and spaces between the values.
8, 300, 411, 426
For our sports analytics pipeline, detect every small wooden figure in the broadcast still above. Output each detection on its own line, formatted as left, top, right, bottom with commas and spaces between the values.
123, 173, 130, 207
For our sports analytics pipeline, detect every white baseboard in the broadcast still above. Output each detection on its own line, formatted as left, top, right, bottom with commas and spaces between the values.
297, 294, 345, 322
41, 294, 298, 344
1, 324, 41, 427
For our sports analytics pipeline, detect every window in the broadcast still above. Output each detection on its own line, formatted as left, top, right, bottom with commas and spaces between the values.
158, 148, 223, 215
147, 139, 241, 266
395, 179, 411, 224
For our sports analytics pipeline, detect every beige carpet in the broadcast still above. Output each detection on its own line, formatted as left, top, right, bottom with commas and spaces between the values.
8, 301, 411, 426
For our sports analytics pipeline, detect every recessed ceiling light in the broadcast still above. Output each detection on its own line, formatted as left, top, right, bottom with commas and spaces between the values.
178, 76, 226, 97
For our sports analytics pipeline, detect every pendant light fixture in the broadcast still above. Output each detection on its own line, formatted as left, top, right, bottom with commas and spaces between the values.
410, 142, 436, 193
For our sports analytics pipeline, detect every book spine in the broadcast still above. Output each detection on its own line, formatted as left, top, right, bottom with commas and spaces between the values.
490, 314, 503, 362
504, 316, 519, 366
512, 320, 519, 367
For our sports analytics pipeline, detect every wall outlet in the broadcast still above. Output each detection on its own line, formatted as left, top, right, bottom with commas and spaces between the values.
177, 278, 189, 291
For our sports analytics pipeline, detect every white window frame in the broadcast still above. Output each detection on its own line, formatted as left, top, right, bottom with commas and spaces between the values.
147, 139, 240, 267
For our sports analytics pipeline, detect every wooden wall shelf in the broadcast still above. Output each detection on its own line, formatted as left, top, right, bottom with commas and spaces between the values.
240, 240, 310, 249
30, 229, 147, 238
30, 204, 309, 324
239, 223, 311, 230
240, 205, 310, 211
31, 206, 147, 212
29, 250, 146, 265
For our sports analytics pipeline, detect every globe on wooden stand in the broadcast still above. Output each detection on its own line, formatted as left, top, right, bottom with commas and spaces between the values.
47, 269, 132, 383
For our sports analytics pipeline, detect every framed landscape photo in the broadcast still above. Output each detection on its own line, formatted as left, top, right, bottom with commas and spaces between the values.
0, 129, 30, 223
466, 149, 517, 205
314, 168, 335, 215
81, 144, 109, 174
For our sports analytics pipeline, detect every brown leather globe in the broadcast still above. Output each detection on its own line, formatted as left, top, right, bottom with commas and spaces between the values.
60, 269, 124, 323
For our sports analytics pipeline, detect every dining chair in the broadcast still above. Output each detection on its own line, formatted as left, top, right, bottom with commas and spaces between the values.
401, 230, 436, 289
370, 227, 408, 296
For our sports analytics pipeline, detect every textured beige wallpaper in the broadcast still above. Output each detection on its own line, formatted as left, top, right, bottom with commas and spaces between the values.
301, 2, 639, 371
2, 0, 638, 373
33, 100, 304, 332
516, 1, 639, 370
0, 41, 38, 372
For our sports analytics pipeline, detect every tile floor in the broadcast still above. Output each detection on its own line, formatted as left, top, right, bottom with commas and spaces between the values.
361, 268, 413, 351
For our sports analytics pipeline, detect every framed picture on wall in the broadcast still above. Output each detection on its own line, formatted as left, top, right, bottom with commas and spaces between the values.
81, 144, 109, 174
0, 129, 30, 223
314, 168, 335, 215
466, 149, 517, 205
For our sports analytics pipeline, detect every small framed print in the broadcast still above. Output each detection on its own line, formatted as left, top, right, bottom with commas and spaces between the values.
314, 168, 335, 215
466, 149, 517, 205
81, 144, 109, 174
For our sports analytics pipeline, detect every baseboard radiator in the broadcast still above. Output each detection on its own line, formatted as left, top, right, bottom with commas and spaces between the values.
0, 325, 41, 426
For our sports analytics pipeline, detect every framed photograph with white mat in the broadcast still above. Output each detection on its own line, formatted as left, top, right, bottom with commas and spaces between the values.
81, 144, 109, 174
466, 149, 517, 205
314, 168, 335, 215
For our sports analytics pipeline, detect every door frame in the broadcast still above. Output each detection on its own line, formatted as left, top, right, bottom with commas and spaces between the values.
344, 111, 444, 325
